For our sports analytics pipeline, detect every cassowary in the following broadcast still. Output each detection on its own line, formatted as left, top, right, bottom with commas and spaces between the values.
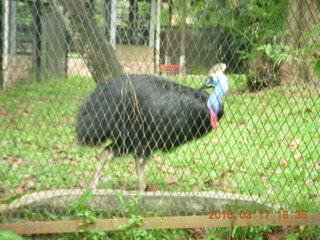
77, 72, 228, 191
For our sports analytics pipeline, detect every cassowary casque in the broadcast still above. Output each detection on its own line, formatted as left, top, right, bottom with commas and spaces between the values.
77, 71, 228, 191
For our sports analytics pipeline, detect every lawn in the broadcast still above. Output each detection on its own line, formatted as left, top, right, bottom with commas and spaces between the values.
0, 75, 319, 214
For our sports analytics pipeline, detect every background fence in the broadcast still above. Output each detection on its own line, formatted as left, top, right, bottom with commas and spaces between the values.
0, 0, 319, 238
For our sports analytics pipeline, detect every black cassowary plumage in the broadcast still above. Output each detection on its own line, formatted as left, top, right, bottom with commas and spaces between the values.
77, 74, 226, 190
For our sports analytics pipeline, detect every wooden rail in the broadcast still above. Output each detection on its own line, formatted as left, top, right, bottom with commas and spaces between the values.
1, 213, 319, 235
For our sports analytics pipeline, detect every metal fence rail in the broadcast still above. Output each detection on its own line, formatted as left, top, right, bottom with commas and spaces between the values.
0, 0, 319, 237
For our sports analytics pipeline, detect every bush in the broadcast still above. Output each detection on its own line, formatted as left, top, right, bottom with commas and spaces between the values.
241, 44, 290, 91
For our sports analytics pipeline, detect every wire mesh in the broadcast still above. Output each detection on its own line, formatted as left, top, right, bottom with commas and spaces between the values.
0, 0, 319, 236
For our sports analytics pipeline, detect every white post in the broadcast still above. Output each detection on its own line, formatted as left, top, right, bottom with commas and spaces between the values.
4, 0, 10, 55
3, 0, 17, 87
10, 0, 17, 54
149, 0, 156, 47
155, 0, 161, 74
4, 0, 16, 54
110, 0, 117, 49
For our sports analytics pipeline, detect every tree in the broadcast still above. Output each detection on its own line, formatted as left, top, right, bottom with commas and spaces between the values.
282, 0, 320, 84
51, 0, 123, 83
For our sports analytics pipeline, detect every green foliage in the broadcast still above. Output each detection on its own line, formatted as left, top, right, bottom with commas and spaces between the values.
239, 43, 291, 90
115, 192, 143, 231
190, 0, 288, 42
258, 44, 290, 68
241, 44, 290, 68
66, 188, 96, 225
188, 0, 289, 80
0, 231, 25, 240
300, 23, 320, 79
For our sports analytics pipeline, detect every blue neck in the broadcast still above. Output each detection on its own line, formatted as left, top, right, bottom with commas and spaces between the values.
207, 85, 225, 115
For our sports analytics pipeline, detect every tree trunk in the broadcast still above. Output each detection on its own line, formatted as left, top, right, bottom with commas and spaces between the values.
41, 7, 66, 78
51, 0, 123, 83
282, 0, 320, 84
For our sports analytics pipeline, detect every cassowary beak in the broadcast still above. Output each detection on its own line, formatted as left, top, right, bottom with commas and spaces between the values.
199, 85, 208, 90
199, 83, 212, 90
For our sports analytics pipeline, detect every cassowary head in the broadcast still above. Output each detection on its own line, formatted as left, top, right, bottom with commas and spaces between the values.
201, 72, 229, 94
201, 72, 229, 130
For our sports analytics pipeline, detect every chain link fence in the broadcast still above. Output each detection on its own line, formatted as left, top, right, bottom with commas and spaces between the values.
0, 0, 319, 237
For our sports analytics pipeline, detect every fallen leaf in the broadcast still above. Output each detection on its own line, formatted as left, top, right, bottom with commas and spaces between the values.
160, 164, 175, 174
305, 108, 312, 113
306, 194, 318, 199
226, 169, 234, 174
221, 180, 229, 186
294, 152, 302, 159
63, 158, 77, 165
304, 179, 313, 185
126, 162, 135, 169
10, 158, 23, 169
225, 188, 234, 193
30, 144, 37, 150
0, 140, 9, 146
54, 148, 65, 153
164, 176, 178, 185
265, 230, 286, 240
203, 138, 223, 145
188, 228, 206, 239
309, 162, 320, 168
62, 115, 71, 121
15, 183, 26, 194
204, 179, 221, 188
25, 180, 36, 190
146, 184, 157, 192
250, 131, 259, 137
260, 174, 267, 182
238, 119, 246, 127
2, 152, 7, 159
210, 153, 218, 158
154, 155, 163, 162
288, 138, 301, 150
78, 181, 88, 188
85, 171, 95, 176
279, 158, 287, 166
0, 107, 7, 115
193, 159, 202, 165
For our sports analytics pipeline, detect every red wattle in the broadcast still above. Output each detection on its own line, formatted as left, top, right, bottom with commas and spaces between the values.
208, 107, 218, 130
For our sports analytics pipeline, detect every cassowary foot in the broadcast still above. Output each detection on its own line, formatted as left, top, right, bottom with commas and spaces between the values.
135, 157, 147, 192
90, 149, 115, 189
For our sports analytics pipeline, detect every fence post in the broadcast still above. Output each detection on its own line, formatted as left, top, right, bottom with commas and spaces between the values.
0, 0, 2, 89
110, 0, 117, 49
34, 0, 42, 82
155, 0, 161, 74
149, 0, 156, 48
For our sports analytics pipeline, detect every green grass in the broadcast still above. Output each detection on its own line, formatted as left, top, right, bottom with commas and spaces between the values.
0, 75, 319, 214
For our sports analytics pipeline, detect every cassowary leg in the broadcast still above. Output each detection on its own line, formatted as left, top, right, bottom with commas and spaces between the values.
90, 148, 115, 189
134, 157, 147, 192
